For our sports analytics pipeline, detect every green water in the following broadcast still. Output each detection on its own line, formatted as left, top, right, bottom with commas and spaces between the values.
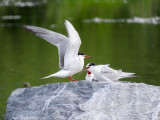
0, 0, 160, 119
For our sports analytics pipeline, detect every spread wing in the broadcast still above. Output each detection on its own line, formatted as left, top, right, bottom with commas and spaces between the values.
23, 25, 69, 68
63, 20, 81, 67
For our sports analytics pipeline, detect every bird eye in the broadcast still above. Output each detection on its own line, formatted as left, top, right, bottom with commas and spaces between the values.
78, 52, 85, 55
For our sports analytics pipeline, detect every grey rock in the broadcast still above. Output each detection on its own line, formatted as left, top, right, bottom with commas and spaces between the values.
5, 80, 160, 120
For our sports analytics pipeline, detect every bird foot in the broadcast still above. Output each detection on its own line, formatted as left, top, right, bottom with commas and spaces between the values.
69, 79, 78, 82
68, 76, 78, 82
73, 80, 78, 81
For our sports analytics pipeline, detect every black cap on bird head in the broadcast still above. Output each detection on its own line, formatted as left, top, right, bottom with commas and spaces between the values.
78, 52, 92, 58
83, 63, 96, 71
78, 52, 85, 55
88, 63, 96, 66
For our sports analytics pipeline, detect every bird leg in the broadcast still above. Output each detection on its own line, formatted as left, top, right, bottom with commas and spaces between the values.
68, 76, 78, 82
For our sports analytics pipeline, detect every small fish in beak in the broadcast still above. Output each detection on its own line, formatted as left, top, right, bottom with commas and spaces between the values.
83, 66, 90, 72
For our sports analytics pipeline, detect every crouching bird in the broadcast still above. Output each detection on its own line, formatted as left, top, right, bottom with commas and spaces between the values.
84, 63, 136, 82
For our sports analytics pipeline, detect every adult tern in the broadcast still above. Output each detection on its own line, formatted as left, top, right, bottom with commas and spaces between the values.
23, 20, 91, 82
84, 63, 135, 82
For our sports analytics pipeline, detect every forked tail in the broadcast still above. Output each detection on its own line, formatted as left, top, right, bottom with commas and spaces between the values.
120, 72, 138, 79
41, 74, 56, 79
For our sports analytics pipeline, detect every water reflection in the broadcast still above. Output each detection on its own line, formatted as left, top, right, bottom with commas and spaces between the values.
1, 15, 21, 20
83, 17, 160, 25
50, 24, 56, 28
0, 0, 47, 7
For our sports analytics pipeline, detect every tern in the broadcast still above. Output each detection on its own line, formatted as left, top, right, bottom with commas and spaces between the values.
23, 20, 91, 82
84, 63, 136, 82
85, 71, 98, 82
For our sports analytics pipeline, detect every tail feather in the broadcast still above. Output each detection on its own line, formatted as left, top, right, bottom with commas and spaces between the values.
120, 72, 138, 79
41, 74, 55, 79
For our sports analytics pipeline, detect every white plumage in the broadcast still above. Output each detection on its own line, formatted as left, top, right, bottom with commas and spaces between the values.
85, 71, 98, 82
84, 63, 136, 82
23, 20, 91, 81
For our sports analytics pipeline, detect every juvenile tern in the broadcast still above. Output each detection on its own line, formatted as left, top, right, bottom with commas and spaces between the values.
23, 20, 91, 82
84, 63, 135, 82
85, 71, 98, 82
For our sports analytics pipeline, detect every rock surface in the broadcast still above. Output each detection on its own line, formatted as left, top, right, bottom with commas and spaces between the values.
5, 80, 160, 120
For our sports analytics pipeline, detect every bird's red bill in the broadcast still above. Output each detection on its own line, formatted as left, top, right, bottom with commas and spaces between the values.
84, 55, 92, 58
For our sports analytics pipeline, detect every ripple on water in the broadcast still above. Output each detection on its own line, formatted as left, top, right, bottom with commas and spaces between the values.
0, 0, 47, 7
1, 15, 21, 20
83, 17, 160, 25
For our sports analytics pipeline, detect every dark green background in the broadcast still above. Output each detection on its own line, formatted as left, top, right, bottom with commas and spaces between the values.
0, 0, 160, 119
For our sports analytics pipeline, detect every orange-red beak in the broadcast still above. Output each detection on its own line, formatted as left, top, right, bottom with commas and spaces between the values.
84, 55, 92, 58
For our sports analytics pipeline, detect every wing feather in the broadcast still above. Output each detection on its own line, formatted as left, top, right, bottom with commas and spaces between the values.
23, 25, 69, 68
64, 20, 81, 67
99, 65, 116, 74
